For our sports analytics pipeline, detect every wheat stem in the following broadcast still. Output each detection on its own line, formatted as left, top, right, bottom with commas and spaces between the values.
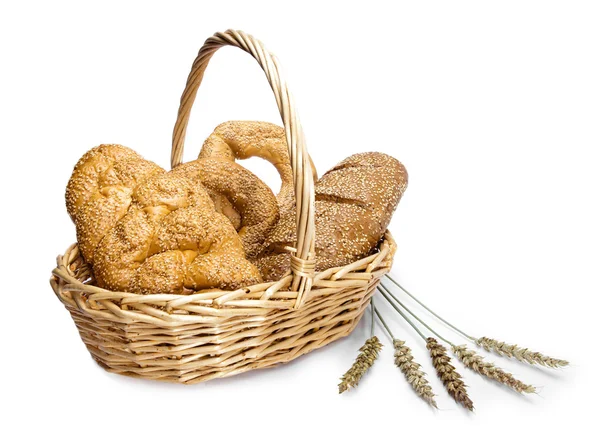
370, 298, 375, 336
373, 306, 394, 340
475, 337, 569, 368
378, 287, 427, 341
385, 274, 476, 341
427, 337, 474, 411
385, 275, 569, 370
452, 345, 536, 393
380, 283, 454, 346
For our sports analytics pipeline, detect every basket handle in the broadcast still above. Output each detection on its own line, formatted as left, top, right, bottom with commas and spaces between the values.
171, 29, 316, 309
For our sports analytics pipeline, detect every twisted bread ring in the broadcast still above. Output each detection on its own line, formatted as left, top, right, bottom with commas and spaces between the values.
171, 158, 279, 258
199, 121, 317, 214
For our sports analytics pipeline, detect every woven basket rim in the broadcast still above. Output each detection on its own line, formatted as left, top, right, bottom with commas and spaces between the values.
51, 231, 396, 325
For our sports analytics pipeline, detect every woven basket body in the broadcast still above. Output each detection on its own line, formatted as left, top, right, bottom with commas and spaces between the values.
50, 30, 397, 384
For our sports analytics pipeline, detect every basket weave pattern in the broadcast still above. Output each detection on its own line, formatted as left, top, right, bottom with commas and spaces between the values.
50, 30, 397, 384
51, 234, 394, 383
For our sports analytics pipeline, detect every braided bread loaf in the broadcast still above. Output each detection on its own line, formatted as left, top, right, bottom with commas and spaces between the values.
66, 144, 279, 294
65, 145, 164, 264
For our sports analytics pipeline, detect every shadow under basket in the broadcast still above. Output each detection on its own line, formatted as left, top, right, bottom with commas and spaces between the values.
50, 29, 397, 384
50, 233, 395, 384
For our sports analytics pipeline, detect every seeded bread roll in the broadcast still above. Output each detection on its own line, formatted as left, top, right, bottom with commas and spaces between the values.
93, 163, 262, 293
253, 152, 408, 281
65, 144, 165, 263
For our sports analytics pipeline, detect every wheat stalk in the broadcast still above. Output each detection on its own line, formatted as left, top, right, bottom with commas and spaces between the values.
452, 345, 535, 394
394, 339, 438, 408
476, 337, 569, 368
384, 276, 569, 370
338, 336, 383, 393
427, 337, 474, 411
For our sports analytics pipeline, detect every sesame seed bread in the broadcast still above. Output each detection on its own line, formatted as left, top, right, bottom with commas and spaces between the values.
65, 144, 165, 263
199, 120, 318, 215
65, 145, 280, 294
253, 152, 408, 281
171, 157, 279, 258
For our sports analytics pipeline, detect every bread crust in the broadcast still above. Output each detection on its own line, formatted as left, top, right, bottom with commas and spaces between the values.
253, 152, 408, 281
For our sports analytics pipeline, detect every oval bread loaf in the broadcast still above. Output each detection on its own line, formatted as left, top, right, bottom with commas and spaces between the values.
253, 152, 408, 281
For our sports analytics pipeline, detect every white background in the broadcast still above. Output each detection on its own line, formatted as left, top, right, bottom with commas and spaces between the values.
1, 1, 598, 433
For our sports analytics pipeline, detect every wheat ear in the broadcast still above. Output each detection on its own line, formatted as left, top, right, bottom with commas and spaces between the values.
452, 345, 535, 393
394, 339, 438, 407
338, 301, 382, 393
373, 304, 439, 408
427, 337, 474, 411
338, 336, 383, 393
379, 286, 473, 410
476, 337, 569, 368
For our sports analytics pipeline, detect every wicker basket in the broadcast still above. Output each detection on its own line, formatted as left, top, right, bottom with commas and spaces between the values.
50, 29, 397, 384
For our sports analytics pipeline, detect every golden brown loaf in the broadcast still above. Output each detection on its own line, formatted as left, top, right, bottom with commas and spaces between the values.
93, 160, 263, 293
253, 152, 408, 281
65, 144, 165, 263
65, 145, 279, 294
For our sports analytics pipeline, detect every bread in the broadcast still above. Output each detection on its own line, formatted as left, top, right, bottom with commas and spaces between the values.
66, 133, 406, 291
66, 145, 280, 294
65, 144, 164, 263
253, 152, 408, 281
199, 121, 317, 214
170, 158, 279, 258
93, 163, 262, 294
